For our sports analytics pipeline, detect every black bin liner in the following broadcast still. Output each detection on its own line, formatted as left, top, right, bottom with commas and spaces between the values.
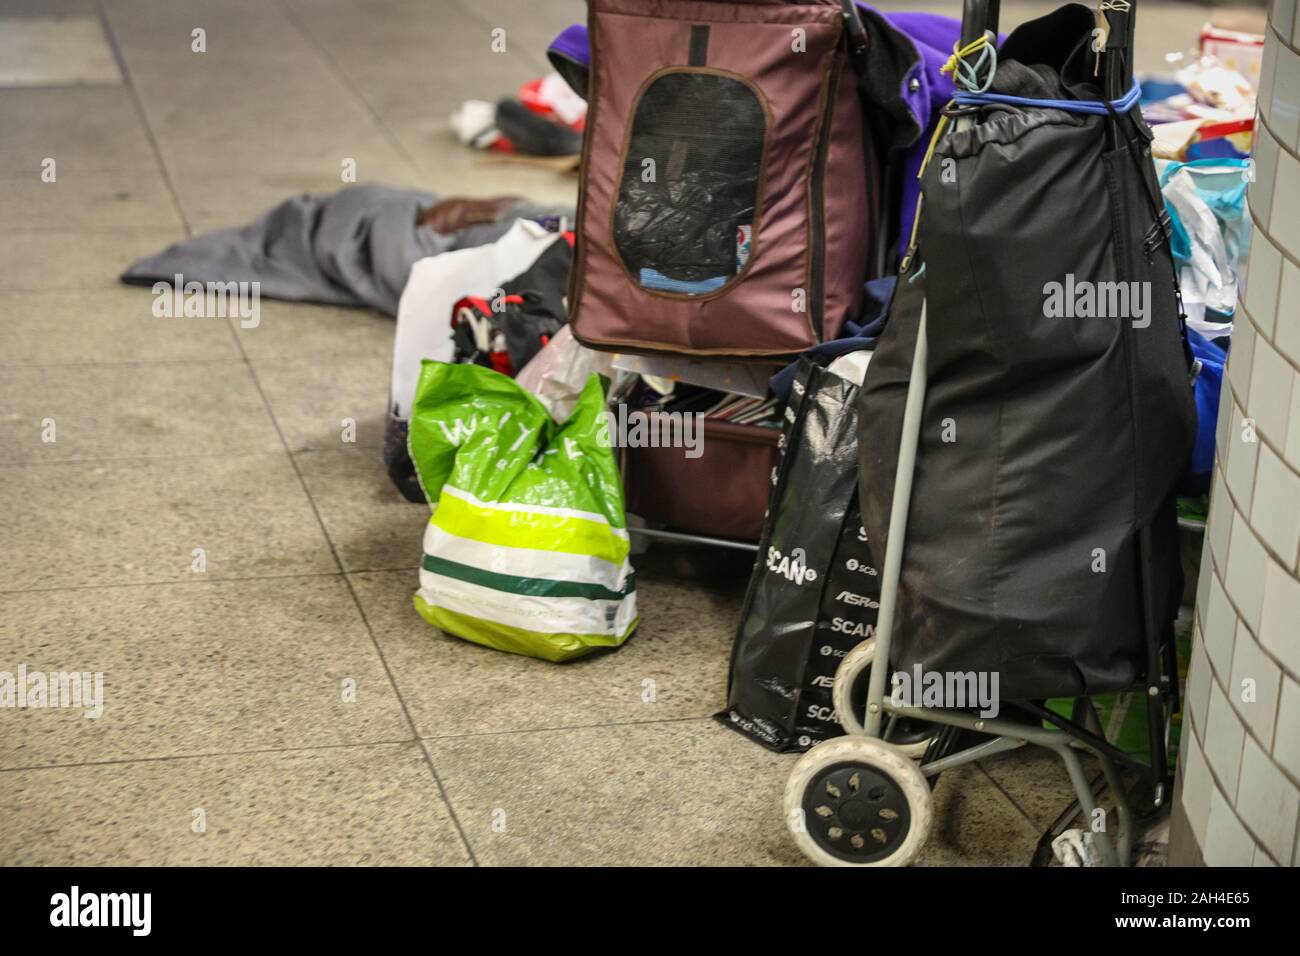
615, 71, 765, 288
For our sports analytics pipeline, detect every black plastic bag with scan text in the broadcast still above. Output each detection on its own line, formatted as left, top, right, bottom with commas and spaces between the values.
717, 358, 881, 752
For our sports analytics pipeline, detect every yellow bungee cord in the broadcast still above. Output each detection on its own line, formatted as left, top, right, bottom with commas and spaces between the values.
900, 31, 997, 277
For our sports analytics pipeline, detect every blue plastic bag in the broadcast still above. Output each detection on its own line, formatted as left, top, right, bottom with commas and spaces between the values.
1183, 327, 1227, 496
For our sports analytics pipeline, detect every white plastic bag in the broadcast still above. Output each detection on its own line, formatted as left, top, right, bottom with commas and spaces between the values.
1159, 159, 1251, 338
1051, 828, 1101, 867
514, 325, 619, 421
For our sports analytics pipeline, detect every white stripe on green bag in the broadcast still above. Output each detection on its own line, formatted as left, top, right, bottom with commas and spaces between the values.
422, 522, 632, 592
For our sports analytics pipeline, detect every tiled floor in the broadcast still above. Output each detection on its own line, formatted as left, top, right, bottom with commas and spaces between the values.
1, 0, 1222, 866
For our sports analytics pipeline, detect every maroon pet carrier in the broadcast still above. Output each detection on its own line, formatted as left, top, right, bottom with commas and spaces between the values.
568, 0, 875, 359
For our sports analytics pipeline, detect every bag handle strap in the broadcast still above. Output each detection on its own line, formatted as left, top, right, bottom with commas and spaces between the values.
839, 0, 869, 74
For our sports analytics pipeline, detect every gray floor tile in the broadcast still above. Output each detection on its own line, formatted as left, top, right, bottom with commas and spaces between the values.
122, 51, 366, 121
283, 0, 548, 117
113, 54, 413, 182
228, 298, 394, 361
350, 559, 744, 738
0, 361, 282, 462
117, 50, 414, 177
384, 112, 579, 207
425, 720, 809, 866
0, 85, 157, 174
978, 746, 1104, 832
0, 14, 120, 85
0, 229, 182, 291
451, 0, 583, 75
297, 450, 424, 572
251, 354, 390, 452
172, 159, 426, 233
0, 289, 240, 366
426, 720, 1036, 866
0, 170, 182, 232
0, 742, 469, 865
0, 455, 338, 590
0, 575, 411, 766
0, 1, 98, 15
917, 763, 1043, 866
101, 0, 322, 65
153, 120, 412, 176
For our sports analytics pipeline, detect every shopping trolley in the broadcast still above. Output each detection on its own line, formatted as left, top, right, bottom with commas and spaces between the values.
784, 0, 1189, 867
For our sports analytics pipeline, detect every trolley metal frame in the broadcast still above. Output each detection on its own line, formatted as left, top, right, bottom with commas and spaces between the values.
848, 0, 1182, 866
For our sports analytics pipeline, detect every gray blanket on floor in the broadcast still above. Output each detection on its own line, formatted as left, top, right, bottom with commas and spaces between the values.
121, 184, 568, 316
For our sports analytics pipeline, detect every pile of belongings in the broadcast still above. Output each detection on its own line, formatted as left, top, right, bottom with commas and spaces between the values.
451, 72, 587, 158
385, 219, 576, 499
1134, 19, 1265, 495
1140, 21, 1262, 161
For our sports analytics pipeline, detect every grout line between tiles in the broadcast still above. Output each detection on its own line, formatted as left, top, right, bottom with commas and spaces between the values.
0, 715, 747, 776
0, 569, 346, 596
92, 0, 192, 240
87, 14, 466, 836
419, 714, 736, 744
0, 737, 419, 775
341, 576, 481, 865
451, 0, 557, 75
209, 253, 481, 867
0, 451, 298, 467
1, 448, 382, 466
0, 449, 373, 470
1, 358, 264, 371
1, 353, 389, 370
0, 566, 422, 597
0, 81, 123, 92
274, 0, 427, 180
0, 227, 184, 235
975, 760, 1044, 831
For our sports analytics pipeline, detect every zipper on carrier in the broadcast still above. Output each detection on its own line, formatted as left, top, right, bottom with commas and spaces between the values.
1142, 210, 1171, 263
808, 36, 844, 343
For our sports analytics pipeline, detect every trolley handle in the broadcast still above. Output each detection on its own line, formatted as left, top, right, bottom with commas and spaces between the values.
960, 1, 1138, 100
960, 0, 1000, 46
1100, 1, 1138, 100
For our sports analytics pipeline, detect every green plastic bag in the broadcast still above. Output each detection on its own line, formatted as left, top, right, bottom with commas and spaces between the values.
1044, 613, 1191, 765
408, 360, 637, 661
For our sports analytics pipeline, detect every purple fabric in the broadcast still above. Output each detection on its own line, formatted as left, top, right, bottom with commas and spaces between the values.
880, 11, 960, 133
548, 22, 588, 66
881, 11, 959, 250
546, 5, 962, 267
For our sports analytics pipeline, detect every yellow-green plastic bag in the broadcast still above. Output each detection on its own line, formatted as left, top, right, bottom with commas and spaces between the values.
408, 360, 637, 661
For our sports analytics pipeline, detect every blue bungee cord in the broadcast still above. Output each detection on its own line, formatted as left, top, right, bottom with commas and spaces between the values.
904, 28, 1143, 284
952, 77, 1143, 115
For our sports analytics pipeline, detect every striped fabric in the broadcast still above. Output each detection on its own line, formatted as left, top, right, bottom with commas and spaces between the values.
408, 362, 637, 662
415, 486, 638, 661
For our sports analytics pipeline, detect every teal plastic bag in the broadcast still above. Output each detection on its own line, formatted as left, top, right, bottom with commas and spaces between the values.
407, 360, 637, 661
1159, 157, 1251, 332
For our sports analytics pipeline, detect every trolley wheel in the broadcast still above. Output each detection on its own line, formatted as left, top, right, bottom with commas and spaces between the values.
784, 736, 932, 867
833, 638, 935, 757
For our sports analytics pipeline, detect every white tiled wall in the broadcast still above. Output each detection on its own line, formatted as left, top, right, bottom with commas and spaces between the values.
1175, 0, 1300, 867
